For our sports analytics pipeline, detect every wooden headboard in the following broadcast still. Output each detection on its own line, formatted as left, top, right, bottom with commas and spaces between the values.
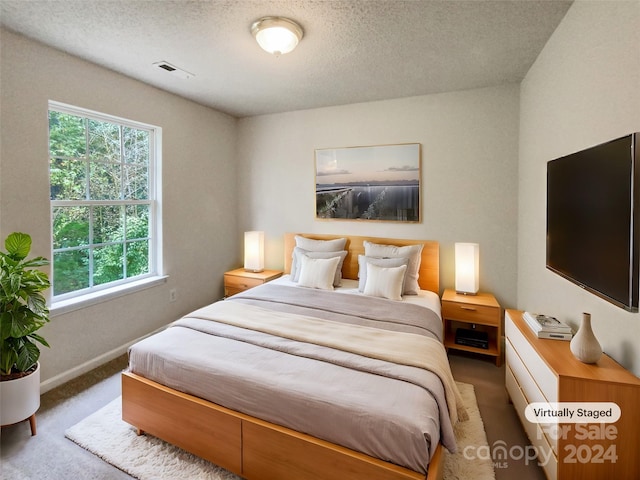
284, 233, 440, 294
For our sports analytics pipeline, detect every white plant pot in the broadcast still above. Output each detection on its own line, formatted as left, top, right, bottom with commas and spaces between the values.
0, 362, 41, 426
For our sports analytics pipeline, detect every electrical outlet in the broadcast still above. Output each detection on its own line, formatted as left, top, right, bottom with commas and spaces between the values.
169, 288, 177, 302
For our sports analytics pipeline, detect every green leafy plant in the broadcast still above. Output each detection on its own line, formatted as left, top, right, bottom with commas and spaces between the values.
0, 232, 50, 378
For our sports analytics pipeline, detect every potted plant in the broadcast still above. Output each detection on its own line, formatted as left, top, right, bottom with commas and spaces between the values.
0, 232, 50, 435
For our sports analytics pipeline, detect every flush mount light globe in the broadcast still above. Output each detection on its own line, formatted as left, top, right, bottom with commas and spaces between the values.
251, 16, 303, 56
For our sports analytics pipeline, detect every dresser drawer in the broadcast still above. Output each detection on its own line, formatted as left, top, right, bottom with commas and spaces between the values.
506, 366, 558, 480
506, 340, 558, 454
506, 341, 549, 403
505, 313, 558, 402
224, 275, 264, 291
224, 286, 246, 297
442, 300, 499, 326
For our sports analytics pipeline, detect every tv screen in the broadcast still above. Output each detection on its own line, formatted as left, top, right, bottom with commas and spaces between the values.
546, 133, 639, 311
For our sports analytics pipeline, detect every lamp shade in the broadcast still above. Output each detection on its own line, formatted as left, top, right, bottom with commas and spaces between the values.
244, 231, 264, 272
251, 17, 303, 56
455, 243, 479, 295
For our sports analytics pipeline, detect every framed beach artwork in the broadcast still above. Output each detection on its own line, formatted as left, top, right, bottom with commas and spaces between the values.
315, 143, 421, 222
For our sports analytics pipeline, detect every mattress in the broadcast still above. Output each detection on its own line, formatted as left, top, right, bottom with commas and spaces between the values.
127, 280, 458, 474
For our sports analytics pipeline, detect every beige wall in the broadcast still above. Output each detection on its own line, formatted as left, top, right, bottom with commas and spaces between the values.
519, 0, 640, 375
0, 29, 239, 389
237, 84, 520, 307
11, 1, 631, 387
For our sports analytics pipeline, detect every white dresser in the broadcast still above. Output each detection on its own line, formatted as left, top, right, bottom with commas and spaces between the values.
505, 310, 640, 480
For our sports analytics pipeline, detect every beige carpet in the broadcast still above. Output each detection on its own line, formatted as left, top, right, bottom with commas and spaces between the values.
65, 382, 495, 480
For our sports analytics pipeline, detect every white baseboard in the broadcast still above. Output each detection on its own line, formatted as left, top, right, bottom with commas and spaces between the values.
39, 326, 166, 394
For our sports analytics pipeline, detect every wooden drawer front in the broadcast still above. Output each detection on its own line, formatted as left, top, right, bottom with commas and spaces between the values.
225, 286, 244, 297
506, 313, 558, 402
442, 301, 499, 325
122, 373, 242, 474
225, 275, 263, 291
242, 421, 424, 480
506, 340, 550, 404
506, 340, 558, 454
506, 367, 558, 480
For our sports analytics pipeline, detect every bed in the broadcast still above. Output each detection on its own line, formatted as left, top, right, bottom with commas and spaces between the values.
122, 233, 465, 480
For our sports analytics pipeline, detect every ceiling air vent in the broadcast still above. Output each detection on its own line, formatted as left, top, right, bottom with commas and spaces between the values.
153, 61, 194, 80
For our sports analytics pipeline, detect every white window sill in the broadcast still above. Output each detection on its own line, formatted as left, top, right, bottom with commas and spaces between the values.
50, 275, 168, 317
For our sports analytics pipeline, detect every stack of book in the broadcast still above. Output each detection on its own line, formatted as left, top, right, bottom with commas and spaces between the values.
523, 312, 573, 341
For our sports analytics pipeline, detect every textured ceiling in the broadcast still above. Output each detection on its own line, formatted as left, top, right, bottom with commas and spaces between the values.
0, 0, 572, 118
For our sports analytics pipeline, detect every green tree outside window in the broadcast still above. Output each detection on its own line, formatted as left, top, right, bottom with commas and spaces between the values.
49, 107, 155, 298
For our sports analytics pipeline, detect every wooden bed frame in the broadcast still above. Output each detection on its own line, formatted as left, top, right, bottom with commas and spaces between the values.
122, 234, 444, 480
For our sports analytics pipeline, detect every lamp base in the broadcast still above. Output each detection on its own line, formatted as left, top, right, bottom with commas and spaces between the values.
455, 290, 478, 296
244, 268, 264, 273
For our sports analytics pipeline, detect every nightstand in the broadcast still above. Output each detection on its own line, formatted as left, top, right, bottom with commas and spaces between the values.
441, 288, 502, 366
224, 268, 283, 297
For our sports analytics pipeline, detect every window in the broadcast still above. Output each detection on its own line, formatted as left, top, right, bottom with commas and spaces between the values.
48, 102, 161, 301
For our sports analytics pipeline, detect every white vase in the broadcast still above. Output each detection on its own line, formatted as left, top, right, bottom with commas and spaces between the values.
570, 313, 602, 364
0, 362, 41, 427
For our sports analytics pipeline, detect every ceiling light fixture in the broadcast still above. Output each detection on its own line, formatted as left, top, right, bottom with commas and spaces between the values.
251, 16, 303, 56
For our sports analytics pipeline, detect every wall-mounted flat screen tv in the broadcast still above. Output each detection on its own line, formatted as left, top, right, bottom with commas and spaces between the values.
546, 133, 639, 311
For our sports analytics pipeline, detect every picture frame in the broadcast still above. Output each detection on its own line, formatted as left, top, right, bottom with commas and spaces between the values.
315, 143, 421, 222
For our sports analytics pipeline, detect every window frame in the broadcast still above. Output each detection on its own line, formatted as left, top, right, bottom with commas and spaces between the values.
48, 101, 163, 311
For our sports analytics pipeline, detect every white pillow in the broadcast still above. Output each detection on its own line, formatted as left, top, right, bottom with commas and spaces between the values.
292, 247, 347, 286
363, 241, 424, 295
291, 236, 347, 277
295, 235, 347, 252
357, 255, 409, 292
363, 263, 407, 301
298, 255, 341, 290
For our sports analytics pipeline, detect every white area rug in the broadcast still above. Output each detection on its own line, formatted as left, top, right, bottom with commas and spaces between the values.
65, 382, 494, 480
